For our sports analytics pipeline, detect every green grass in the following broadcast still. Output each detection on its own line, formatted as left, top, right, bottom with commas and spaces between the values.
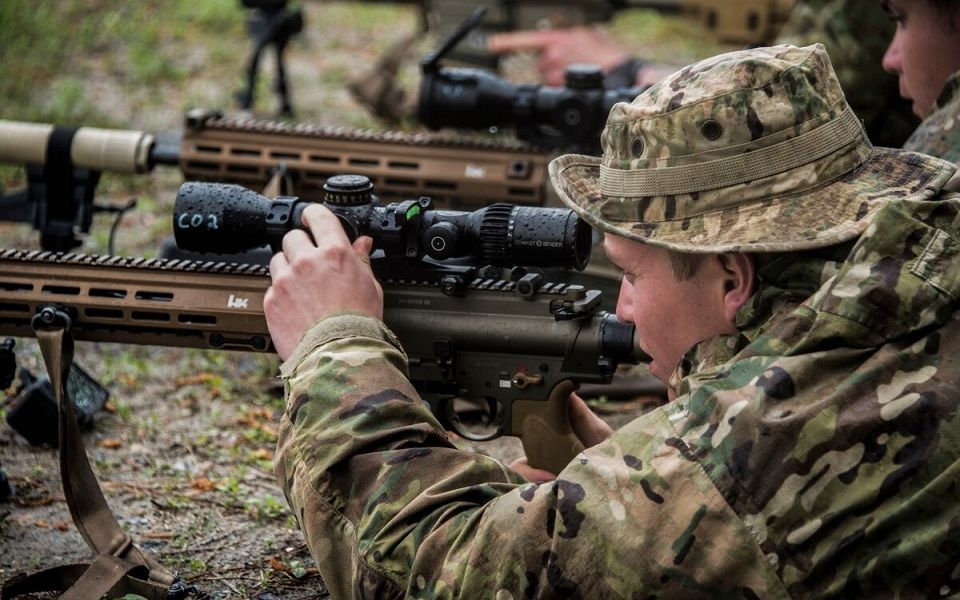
0, 0, 244, 126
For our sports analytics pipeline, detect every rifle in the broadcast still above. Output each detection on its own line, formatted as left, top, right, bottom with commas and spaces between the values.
0, 111, 549, 252
416, 7, 645, 152
347, 0, 794, 119
0, 176, 644, 473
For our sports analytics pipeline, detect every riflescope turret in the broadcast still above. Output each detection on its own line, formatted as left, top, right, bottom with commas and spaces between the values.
417, 7, 645, 152
174, 174, 591, 270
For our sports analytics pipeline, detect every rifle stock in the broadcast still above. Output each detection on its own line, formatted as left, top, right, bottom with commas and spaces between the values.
0, 249, 644, 474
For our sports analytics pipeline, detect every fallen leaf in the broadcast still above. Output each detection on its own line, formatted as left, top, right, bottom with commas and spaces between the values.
250, 449, 273, 461
191, 478, 216, 491
268, 556, 288, 572
99, 438, 124, 449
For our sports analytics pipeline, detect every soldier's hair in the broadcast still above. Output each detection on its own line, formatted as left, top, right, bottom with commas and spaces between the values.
668, 252, 769, 282
928, 0, 960, 22
668, 252, 704, 281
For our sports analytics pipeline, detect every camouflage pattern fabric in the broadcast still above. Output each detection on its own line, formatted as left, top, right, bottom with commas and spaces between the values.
904, 71, 960, 165
274, 179, 960, 597
775, 0, 919, 148
549, 44, 956, 254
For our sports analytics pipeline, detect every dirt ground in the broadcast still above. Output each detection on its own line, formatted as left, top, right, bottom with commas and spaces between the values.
0, 4, 728, 598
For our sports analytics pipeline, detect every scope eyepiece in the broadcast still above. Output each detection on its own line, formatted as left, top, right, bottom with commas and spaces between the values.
173, 176, 591, 270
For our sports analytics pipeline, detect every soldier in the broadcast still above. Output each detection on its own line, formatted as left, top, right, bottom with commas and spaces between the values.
266, 45, 960, 597
881, 0, 960, 163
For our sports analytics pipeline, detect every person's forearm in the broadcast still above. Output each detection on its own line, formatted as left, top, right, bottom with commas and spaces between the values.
274, 313, 532, 597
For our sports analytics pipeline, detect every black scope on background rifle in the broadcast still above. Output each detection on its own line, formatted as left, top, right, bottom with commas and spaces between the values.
417, 7, 645, 152
174, 174, 591, 270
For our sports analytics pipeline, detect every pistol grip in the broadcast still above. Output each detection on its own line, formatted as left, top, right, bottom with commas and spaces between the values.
513, 380, 584, 476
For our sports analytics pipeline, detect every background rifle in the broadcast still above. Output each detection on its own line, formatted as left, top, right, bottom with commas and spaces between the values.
347, 0, 794, 119
416, 7, 645, 152
0, 179, 646, 474
0, 112, 550, 252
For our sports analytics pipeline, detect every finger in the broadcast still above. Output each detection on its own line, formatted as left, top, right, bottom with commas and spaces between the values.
508, 457, 557, 483
352, 236, 374, 265
268, 249, 289, 279
280, 228, 317, 263
568, 392, 613, 447
300, 203, 351, 248
537, 54, 566, 87
487, 29, 557, 53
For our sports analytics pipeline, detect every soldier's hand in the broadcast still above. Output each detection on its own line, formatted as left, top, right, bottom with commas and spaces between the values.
509, 393, 614, 483
487, 26, 627, 87
265, 204, 383, 361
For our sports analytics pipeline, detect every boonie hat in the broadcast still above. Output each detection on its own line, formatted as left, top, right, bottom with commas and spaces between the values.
549, 44, 955, 253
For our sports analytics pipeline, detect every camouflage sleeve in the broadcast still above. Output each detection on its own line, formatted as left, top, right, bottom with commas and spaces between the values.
273, 313, 790, 599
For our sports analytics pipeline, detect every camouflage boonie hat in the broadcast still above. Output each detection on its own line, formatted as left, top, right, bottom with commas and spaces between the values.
549, 44, 954, 253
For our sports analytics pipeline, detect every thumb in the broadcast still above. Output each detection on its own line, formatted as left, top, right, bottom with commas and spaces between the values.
352, 236, 374, 263
509, 457, 557, 483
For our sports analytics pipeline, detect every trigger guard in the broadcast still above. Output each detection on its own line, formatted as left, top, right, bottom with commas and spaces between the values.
444, 396, 501, 442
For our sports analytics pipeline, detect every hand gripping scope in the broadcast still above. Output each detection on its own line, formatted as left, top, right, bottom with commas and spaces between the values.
173, 174, 591, 270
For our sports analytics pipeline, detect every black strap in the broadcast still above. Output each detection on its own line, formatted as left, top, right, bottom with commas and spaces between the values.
44, 126, 79, 224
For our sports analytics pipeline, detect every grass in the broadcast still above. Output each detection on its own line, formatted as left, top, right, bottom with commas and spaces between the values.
0, 0, 243, 127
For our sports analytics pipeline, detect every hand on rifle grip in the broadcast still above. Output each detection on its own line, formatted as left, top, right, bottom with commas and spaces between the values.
511, 389, 614, 482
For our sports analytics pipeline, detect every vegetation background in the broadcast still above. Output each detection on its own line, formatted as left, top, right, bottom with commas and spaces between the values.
0, 2, 726, 598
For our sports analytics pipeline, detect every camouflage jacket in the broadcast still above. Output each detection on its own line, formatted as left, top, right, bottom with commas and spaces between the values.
275, 169, 960, 599
904, 71, 960, 165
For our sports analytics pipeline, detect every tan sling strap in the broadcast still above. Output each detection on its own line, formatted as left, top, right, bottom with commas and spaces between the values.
1, 306, 202, 600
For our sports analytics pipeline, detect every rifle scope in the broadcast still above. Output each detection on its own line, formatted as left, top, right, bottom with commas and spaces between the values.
417, 7, 645, 152
174, 174, 591, 270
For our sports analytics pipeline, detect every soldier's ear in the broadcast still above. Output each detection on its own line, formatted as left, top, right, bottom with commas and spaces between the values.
718, 253, 755, 323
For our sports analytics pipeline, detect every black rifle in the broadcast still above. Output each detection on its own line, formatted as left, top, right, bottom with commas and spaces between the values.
0, 176, 647, 473
416, 7, 645, 152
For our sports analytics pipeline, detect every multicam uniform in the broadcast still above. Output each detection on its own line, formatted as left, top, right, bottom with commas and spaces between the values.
275, 182, 960, 598
904, 71, 960, 164
275, 45, 960, 598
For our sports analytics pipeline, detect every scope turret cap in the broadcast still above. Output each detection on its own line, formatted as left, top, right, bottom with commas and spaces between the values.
549, 44, 956, 253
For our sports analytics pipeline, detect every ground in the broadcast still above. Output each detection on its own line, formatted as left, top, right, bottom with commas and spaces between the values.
0, 3, 728, 598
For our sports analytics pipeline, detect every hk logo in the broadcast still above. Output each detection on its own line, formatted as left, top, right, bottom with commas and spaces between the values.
227, 294, 249, 309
